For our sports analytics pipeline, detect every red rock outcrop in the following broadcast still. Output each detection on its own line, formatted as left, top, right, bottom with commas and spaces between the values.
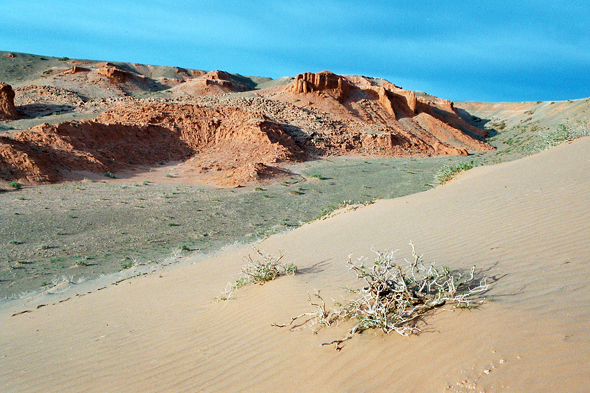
205, 70, 231, 81
416, 96, 488, 138
382, 82, 417, 113
289, 72, 420, 119
280, 72, 491, 155
0, 82, 19, 120
376, 87, 397, 118
363, 83, 417, 119
1, 61, 494, 186
289, 71, 351, 101
65, 66, 90, 74
98, 66, 133, 83
170, 70, 248, 97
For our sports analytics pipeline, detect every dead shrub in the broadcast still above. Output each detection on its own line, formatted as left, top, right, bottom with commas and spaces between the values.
274, 242, 488, 349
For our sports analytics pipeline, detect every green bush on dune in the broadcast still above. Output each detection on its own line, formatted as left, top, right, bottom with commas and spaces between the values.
8, 181, 22, 189
215, 248, 297, 301
538, 124, 590, 150
434, 161, 475, 185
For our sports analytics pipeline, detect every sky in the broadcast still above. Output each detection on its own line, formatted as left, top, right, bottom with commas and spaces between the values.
1, 0, 589, 102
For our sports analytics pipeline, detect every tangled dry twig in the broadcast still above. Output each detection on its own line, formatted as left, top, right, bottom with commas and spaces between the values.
274, 242, 488, 349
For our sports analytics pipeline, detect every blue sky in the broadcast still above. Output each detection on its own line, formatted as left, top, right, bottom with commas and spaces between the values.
1, 1, 589, 102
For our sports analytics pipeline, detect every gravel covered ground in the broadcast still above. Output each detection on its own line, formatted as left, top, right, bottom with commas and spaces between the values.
0, 154, 470, 300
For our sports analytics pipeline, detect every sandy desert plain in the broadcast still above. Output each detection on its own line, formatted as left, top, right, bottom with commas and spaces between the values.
1, 51, 590, 392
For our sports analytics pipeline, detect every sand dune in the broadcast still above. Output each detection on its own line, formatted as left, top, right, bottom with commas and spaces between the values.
1, 137, 589, 392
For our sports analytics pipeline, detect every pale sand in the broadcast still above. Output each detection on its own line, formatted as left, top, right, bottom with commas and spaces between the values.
1, 138, 589, 392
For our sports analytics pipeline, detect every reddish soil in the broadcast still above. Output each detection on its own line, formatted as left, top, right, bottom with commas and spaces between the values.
0, 103, 303, 187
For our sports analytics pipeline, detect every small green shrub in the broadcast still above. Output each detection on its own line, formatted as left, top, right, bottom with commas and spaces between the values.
8, 181, 22, 189
104, 172, 116, 179
434, 161, 475, 185
241, 249, 296, 284
120, 261, 134, 270
215, 248, 297, 301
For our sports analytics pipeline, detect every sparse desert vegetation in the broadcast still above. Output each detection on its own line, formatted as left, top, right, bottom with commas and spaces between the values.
216, 248, 297, 301
538, 124, 590, 150
0, 155, 468, 299
8, 181, 21, 189
434, 161, 476, 185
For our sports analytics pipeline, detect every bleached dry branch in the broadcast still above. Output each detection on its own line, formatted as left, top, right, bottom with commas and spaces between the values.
274, 242, 488, 349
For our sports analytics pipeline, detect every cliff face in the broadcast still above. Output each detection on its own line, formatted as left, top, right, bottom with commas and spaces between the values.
282, 71, 491, 157
0, 103, 303, 186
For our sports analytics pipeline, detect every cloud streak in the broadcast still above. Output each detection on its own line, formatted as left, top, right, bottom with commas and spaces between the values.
2, 0, 589, 101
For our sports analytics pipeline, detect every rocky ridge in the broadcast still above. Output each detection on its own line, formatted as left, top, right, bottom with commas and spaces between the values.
0, 54, 493, 186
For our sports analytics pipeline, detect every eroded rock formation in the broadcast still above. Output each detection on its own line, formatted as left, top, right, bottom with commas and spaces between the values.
289, 71, 351, 101
0, 82, 19, 120
98, 66, 133, 83
0, 58, 494, 187
65, 66, 91, 74
170, 70, 249, 97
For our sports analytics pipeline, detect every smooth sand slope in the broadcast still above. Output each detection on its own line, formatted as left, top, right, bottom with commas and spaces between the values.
1, 138, 589, 392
